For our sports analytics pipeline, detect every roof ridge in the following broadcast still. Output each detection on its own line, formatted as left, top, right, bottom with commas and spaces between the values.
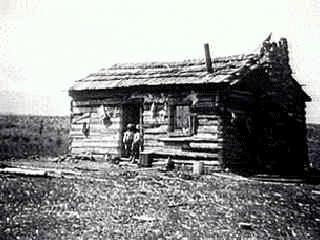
104, 53, 259, 70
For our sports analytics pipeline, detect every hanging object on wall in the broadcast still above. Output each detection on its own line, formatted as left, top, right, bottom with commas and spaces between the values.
82, 120, 90, 137
183, 91, 199, 105
97, 105, 107, 120
72, 112, 91, 124
97, 105, 111, 126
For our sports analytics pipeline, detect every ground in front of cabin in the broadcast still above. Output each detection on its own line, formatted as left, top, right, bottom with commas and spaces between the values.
1, 159, 320, 240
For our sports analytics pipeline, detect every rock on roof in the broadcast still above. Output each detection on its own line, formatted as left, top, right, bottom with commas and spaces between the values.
69, 53, 260, 92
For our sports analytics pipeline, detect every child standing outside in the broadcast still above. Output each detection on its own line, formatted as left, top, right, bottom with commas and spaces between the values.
131, 124, 142, 163
123, 123, 134, 158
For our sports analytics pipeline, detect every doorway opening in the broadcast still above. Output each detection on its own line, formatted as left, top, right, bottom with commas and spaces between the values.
121, 102, 141, 157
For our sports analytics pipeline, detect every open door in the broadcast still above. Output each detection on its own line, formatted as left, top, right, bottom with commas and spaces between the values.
121, 102, 142, 157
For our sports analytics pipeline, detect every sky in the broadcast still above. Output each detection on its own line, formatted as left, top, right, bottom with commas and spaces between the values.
0, 0, 319, 122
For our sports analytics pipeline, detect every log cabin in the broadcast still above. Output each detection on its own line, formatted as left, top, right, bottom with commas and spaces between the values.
69, 37, 311, 174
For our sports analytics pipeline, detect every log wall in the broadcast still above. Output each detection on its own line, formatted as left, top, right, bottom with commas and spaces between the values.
142, 94, 223, 165
70, 91, 224, 166
70, 98, 122, 158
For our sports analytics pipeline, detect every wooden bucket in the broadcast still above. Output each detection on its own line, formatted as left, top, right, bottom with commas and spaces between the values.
193, 161, 204, 176
139, 153, 152, 167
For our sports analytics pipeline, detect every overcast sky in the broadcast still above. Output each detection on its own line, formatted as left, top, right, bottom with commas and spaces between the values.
0, 0, 319, 122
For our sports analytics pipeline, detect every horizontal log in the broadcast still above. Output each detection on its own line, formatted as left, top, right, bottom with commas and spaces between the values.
142, 149, 219, 160
143, 146, 164, 152
143, 118, 167, 125
0, 168, 47, 177
198, 119, 219, 126
143, 111, 153, 117
194, 102, 215, 108
72, 107, 121, 117
144, 139, 164, 147
72, 106, 96, 114
70, 128, 120, 137
143, 134, 168, 141
71, 122, 121, 131
71, 146, 120, 155
197, 96, 215, 101
197, 125, 219, 134
189, 142, 221, 149
73, 98, 122, 107
71, 134, 121, 141
161, 144, 184, 150
71, 141, 120, 148
197, 115, 220, 120
194, 133, 220, 139
144, 125, 168, 134
159, 135, 222, 143
153, 160, 221, 166
72, 117, 121, 125
144, 143, 165, 148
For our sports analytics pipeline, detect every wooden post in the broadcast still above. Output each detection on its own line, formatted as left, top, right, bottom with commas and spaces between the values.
204, 43, 213, 73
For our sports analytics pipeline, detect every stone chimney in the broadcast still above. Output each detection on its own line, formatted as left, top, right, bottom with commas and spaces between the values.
260, 37, 292, 81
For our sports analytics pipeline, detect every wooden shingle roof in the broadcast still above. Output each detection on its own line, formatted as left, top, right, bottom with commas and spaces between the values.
69, 53, 260, 92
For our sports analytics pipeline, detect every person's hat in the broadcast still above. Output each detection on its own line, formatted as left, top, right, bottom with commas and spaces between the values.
127, 123, 134, 129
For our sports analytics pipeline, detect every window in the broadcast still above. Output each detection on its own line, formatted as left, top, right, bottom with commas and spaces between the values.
168, 104, 196, 136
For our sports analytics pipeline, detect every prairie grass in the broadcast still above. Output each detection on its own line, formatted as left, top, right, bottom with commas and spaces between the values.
0, 114, 70, 159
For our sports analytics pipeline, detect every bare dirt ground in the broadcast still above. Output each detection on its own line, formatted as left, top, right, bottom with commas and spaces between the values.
1, 159, 320, 240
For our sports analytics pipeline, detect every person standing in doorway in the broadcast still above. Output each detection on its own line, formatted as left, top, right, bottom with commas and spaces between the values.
123, 123, 134, 158
131, 124, 142, 164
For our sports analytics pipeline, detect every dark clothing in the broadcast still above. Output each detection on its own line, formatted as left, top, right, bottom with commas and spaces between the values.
123, 130, 134, 157
131, 132, 142, 161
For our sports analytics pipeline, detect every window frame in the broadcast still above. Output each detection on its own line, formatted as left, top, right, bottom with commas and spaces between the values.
167, 103, 197, 137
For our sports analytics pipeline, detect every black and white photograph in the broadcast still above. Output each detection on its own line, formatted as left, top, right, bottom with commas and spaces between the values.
0, 0, 320, 239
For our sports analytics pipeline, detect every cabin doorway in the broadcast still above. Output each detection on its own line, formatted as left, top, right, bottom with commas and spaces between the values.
121, 102, 142, 157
